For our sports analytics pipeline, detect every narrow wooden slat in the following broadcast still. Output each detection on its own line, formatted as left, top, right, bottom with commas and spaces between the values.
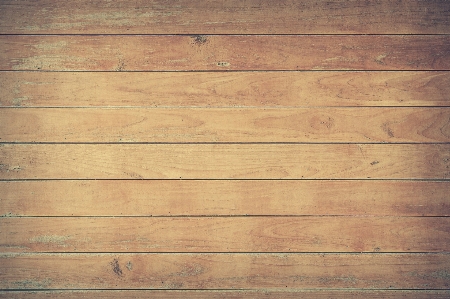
2, 71, 449, 107
1, 253, 449, 289
1, 180, 448, 217
1, 108, 449, 143
0, 144, 448, 179
2, 290, 450, 299
1, 217, 449, 253
0, 0, 448, 34
1, 35, 449, 71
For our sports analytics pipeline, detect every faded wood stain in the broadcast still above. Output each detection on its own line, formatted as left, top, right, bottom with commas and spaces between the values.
0, 0, 449, 297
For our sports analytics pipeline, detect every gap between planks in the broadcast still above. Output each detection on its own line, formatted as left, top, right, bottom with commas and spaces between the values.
1, 289, 450, 299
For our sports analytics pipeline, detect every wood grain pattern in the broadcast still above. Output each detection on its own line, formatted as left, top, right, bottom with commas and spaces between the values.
1, 253, 449, 289
1, 217, 449, 253
1, 144, 448, 180
2, 290, 450, 299
1, 0, 449, 295
1, 108, 449, 143
2, 71, 449, 107
1, 180, 448, 217
0, 0, 448, 34
1, 35, 449, 71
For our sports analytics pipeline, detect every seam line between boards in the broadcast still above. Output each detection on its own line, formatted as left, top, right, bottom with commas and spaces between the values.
3, 215, 448, 218
2, 252, 448, 255
1, 33, 450, 36
1, 288, 449, 292
1, 69, 449, 73
2, 69, 450, 72
1, 142, 449, 144
2, 106, 450, 109
1, 179, 449, 182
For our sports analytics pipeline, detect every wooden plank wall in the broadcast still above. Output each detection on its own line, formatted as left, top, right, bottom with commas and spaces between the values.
0, 0, 449, 298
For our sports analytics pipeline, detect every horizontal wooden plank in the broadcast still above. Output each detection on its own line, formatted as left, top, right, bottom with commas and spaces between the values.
1, 253, 449, 289
0, 0, 448, 34
1, 108, 449, 143
1, 180, 448, 217
2, 71, 449, 107
1, 217, 449, 253
2, 290, 450, 299
1, 35, 449, 71
1, 144, 449, 179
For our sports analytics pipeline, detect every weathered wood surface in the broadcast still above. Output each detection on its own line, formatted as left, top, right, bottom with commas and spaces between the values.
1, 0, 449, 295
1, 180, 448, 217
1, 217, 449, 253
0, 0, 449, 34
2, 71, 449, 107
1, 290, 450, 299
1, 144, 449, 179
1, 108, 449, 143
1, 35, 449, 71
1, 253, 449, 289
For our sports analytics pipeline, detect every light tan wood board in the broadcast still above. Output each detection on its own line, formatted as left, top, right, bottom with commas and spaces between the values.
1, 217, 449, 253
1, 144, 449, 179
1, 253, 449, 289
2, 72, 449, 107
1, 0, 449, 34
1, 35, 449, 71
1, 180, 448, 217
1, 108, 449, 143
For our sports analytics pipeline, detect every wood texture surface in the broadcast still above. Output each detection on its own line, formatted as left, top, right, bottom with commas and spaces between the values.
1, 35, 449, 71
2, 290, 450, 299
1, 108, 449, 143
2, 71, 449, 107
1, 180, 448, 217
1, 144, 449, 179
1, 0, 449, 295
0, 0, 449, 34
1, 253, 449, 289
1, 217, 449, 253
